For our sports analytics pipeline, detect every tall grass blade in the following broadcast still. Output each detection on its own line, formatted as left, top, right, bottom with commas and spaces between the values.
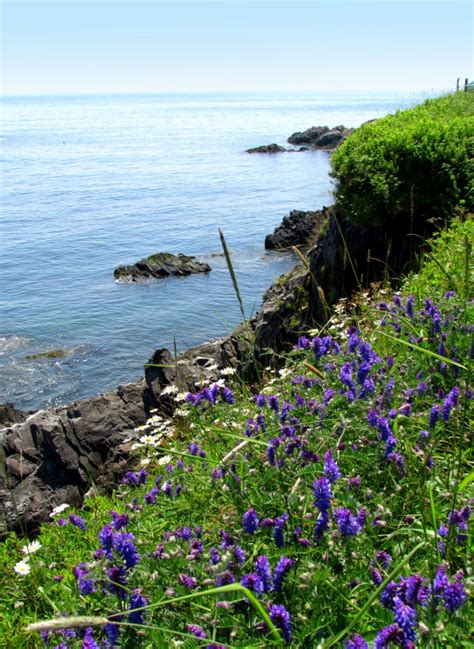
219, 229, 246, 322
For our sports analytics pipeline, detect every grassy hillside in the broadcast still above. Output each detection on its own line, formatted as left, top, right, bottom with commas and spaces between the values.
1, 216, 472, 648
331, 93, 474, 227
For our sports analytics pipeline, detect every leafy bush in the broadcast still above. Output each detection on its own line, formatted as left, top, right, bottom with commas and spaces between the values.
331, 93, 474, 226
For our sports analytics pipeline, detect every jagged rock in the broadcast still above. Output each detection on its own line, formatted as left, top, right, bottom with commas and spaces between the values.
0, 403, 29, 427
246, 143, 287, 154
114, 252, 211, 282
287, 125, 354, 150
246, 264, 310, 370
265, 209, 328, 250
0, 382, 148, 535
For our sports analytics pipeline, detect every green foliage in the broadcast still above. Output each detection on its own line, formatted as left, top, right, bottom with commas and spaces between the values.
0, 218, 472, 648
331, 93, 474, 226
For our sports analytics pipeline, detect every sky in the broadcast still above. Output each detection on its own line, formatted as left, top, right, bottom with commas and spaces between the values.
1, 0, 472, 96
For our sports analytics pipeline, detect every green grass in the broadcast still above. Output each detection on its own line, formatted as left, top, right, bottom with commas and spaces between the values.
0, 218, 472, 648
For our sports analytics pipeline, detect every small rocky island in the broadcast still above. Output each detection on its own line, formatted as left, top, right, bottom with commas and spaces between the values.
246, 124, 354, 153
114, 252, 211, 282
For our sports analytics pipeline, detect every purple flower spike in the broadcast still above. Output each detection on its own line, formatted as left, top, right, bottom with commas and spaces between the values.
334, 508, 361, 537
255, 555, 272, 592
323, 449, 340, 483
186, 624, 207, 639
242, 508, 259, 535
393, 596, 417, 643
441, 386, 460, 422
128, 589, 149, 625
312, 477, 332, 513
344, 634, 369, 649
373, 623, 404, 649
443, 581, 467, 612
82, 628, 100, 649
269, 604, 292, 643
240, 572, 264, 596
68, 514, 87, 531
273, 556, 293, 591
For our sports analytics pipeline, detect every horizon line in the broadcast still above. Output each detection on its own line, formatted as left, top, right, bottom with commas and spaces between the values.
0, 87, 452, 100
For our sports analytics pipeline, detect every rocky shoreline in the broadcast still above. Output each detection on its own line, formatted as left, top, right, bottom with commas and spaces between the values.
1, 198, 432, 535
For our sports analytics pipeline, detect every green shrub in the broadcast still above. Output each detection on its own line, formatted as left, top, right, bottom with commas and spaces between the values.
331, 92, 474, 226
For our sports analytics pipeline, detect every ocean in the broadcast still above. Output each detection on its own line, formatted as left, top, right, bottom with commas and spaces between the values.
0, 91, 426, 410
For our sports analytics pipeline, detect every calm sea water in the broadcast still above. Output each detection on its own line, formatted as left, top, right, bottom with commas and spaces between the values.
0, 91, 426, 410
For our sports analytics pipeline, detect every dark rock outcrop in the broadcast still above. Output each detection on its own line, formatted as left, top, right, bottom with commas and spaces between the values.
287, 125, 354, 150
246, 143, 287, 154
265, 209, 328, 250
114, 252, 211, 282
0, 403, 29, 427
307, 205, 433, 323
0, 383, 148, 535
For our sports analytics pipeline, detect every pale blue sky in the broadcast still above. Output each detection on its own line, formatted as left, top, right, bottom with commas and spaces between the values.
1, 1, 472, 96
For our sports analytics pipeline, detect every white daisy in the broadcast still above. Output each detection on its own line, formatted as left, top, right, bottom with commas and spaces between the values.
220, 367, 236, 376
22, 540, 41, 555
14, 560, 31, 576
161, 384, 178, 396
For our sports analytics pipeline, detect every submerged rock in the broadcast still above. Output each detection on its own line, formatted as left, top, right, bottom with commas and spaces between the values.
265, 208, 328, 250
246, 143, 287, 154
114, 252, 211, 282
287, 125, 354, 150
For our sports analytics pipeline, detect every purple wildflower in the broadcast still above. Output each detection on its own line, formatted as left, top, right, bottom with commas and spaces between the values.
113, 531, 141, 569
273, 556, 293, 591
242, 508, 259, 535
179, 573, 197, 589
312, 477, 332, 513
73, 563, 96, 596
106, 565, 128, 598
240, 572, 264, 596
268, 395, 279, 412
269, 604, 292, 643
406, 295, 415, 318
373, 624, 404, 649
376, 551, 391, 569
68, 514, 87, 531
255, 555, 272, 592
233, 545, 247, 565
223, 387, 234, 404
110, 511, 129, 530
273, 513, 289, 548
443, 581, 467, 612
333, 508, 361, 537
393, 596, 417, 643
186, 624, 207, 639
255, 393, 266, 408
323, 449, 340, 482
344, 634, 369, 649
429, 405, 440, 429
104, 623, 120, 646
441, 386, 460, 422
82, 628, 100, 649
128, 589, 149, 625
